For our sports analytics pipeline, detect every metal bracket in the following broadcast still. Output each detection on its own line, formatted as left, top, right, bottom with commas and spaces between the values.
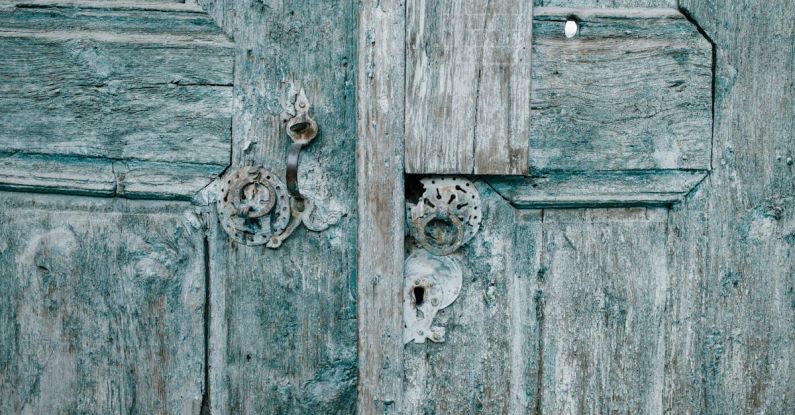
403, 250, 463, 344
409, 177, 482, 255
217, 88, 323, 247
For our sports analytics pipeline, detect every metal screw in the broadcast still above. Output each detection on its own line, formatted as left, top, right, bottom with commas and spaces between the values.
431, 298, 439, 306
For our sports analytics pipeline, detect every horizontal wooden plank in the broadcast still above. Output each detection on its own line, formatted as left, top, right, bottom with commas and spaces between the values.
0, 2, 231, 38
0, 153, 223, 200
534, 0, 676, 7
0, 191, 205, 413
405, 0, 532, 175
531, 7, 712, 172
0, 2, 233, 199
406, 7, 712, 175
486, 170, 707, 208
2, 1, 205, 12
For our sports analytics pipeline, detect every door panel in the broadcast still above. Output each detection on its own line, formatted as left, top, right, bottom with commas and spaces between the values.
538, 208, 669, 413
0, 2, 234, 199
0, 193, 205, 413
0, 2, 233, 413
198, 1, 358, 413
361, 0, 791, 413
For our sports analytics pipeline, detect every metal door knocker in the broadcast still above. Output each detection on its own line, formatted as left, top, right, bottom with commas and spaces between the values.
217, 88, 322, 247
409, 177, 482, 255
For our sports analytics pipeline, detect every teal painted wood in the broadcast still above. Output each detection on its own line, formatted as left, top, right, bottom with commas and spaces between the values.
404, 183, 538, 413
405, 6, 711, 176
665, 1, 795, 412
536, 208, 671, 413
487, 170, 707, 208
199, 0, 358, 413
531, 7, 712, 173
0, 192, 206, 413
0, 1, 234, 199
535, 0, 676, 6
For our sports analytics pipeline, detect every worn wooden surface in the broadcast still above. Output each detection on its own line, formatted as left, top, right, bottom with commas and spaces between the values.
537, 208, 670, 413
478, 0, 792, 413
487, 170, 707, 208
356, 0, 406, 413
534, 0, 675, 7
404, 0, 532, 175
199, 0, 358, 413
0, 1, 233, 199
404, 184, 540, 413
665, 1, 795, 412
0, 192, 205, 414
405, 6, 711, 176
531, 7, 711, 173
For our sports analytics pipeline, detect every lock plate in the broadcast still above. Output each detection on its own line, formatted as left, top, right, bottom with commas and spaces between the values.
403, 250, 463, 344
217, 166, 290, 246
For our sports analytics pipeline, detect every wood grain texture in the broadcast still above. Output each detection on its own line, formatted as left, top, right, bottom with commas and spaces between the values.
405, 0, 532, 175
404, 184, 541, 413
537, 208, 670, 413
199, 0, 358, 413
664, 1, 795, 412
356, 0, 406, 413
487, 170, 707, 208
0, 2, 233, 199
531, 7, 712, 172
0, 192, 206, 414
534, 0, 676, 7
405, 6, 711, 176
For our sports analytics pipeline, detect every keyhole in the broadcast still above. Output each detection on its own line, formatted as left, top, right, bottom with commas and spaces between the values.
413, 286, 425, 306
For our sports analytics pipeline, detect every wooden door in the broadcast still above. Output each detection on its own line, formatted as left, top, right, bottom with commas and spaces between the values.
1, 1, 792, 414
358, 0, 794, 414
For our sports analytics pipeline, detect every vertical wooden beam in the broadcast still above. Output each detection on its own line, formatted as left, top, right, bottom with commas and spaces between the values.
404, 0, 532, 175
356, 0, 406, 413
669, 1, 795, 413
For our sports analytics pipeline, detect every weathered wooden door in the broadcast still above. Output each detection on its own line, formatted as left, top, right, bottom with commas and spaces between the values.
1, 1, 792, 414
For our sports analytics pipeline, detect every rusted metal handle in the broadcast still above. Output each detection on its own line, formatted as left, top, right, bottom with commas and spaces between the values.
286, 142, 304, 211
283, 89, 318, 213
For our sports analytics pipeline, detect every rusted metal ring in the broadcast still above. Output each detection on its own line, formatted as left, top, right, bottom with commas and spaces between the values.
228, 173, 276, 219
217, 166, 290, 246
413, 209, 465, 256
